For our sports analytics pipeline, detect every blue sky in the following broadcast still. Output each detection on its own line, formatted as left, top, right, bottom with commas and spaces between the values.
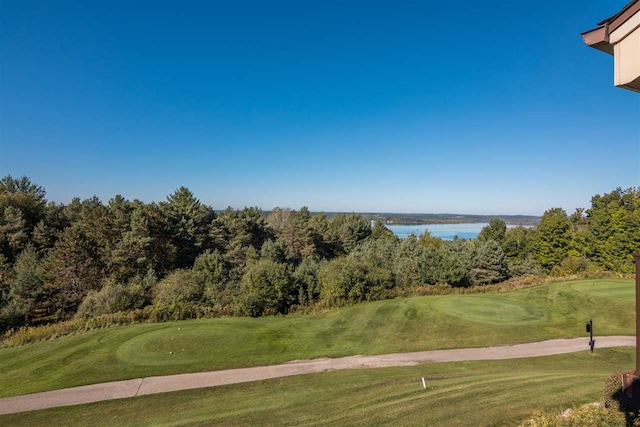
1, 0, 639, 215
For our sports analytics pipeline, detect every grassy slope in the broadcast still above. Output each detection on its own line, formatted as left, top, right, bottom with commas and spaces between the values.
0, 278, 634, 399
1, 348, 634, 426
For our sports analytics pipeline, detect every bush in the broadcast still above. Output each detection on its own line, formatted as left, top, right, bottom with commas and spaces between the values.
603, 370, 627, 410
144, 302, 216, 322
239, 259, 293, 316
152, 270, 203, 305
509, 256, 544, 277
76, 280, 146, 318
552, 256, 589, 276
522, 404, 625, 426
1, 309, 149, 347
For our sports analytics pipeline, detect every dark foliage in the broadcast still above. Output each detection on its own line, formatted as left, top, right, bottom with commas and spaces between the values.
0, 176, 637, 332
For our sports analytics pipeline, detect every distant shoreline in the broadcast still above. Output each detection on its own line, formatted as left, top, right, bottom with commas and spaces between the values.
252, 210, 541, 227
360, 213, 540, 227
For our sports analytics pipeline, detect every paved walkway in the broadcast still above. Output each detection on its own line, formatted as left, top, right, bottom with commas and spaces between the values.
0, 336, 634, 415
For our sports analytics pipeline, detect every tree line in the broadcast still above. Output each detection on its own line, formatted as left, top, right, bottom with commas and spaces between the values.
0, 175, 638, 332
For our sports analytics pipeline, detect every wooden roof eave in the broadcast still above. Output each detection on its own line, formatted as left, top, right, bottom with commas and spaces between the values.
581, 26, 614, 55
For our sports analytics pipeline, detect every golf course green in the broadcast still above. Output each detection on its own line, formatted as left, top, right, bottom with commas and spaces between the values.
0, 278, 635, 425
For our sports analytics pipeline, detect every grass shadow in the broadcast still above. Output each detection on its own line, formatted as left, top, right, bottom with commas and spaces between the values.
605, 370, 640, 426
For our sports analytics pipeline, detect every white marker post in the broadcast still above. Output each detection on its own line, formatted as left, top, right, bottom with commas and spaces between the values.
422, 377, 426, 390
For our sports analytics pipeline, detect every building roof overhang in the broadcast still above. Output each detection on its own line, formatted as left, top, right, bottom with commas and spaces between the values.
581, 0, 640, 55
582, 0, 640, 92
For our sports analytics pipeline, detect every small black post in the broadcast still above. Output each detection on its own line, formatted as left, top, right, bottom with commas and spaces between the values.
586, 319, 594, 352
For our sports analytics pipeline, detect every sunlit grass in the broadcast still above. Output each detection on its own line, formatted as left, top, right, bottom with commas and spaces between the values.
1, 348, 634, 426
0, 278, 633, 398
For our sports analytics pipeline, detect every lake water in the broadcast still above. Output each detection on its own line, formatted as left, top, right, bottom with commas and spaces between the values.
385, 223, 488, 240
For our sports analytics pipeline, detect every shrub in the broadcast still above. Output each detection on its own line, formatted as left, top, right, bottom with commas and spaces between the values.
76, 280, 146, 318
239, 259, 293, 316
509, 256, 544, 277
522, 403, 625, 426
144, 302, 213, 322
1, 309, 149, 347
152, 269, 203, 305
552, 256, 589, 276
603, 370, 626, 410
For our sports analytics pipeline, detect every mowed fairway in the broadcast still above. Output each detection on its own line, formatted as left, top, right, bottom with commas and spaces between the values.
0, 279, 634, 400
1, 348, 635, 426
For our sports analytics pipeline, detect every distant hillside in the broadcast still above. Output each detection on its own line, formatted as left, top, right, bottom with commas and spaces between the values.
359, 213, 540, 226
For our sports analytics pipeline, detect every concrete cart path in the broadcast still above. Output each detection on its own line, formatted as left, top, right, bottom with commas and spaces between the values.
0, 336, 634, 415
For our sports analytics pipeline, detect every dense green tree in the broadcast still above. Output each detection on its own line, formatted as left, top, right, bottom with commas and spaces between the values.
31, 220, 58, 256
152, 269, 202, 305
584, 187, 640, 272
319, 251, 393, 306
392, 235, 424, 288
419, 239, 473, 287
76, 278, 146, 318
193, 249, 231, 306
165, 187, 216, 269
351, 238, 396, 299
110, 204, 152, 280
502, 226, 535, 260
508, 256, 544, 277
292, 258, 323, 306
210, 207, 271, 271
30, 202, 68, 256
6, 245, 45, 322
567, 208, 589, 258
330, 213, 371, 254
352, 236, 396, 270
534, 208, 571, 271
75, 196, 113, 271
417, 230, 444, 249
318, 256, 364, 306
0, 206, 29, 260
260, 238, 288, 264
63, 197, 83, 224
0, 175, 46, 234
279, 207, 315, 262
4, 176, 640, 326
43, 224, 105, 318
477, 218, 506, 244
307, 212, 336, 259
370, 221, 396, 241
471, 240, 509, 285
138, 203, 179, 275
239, 259, 293, 316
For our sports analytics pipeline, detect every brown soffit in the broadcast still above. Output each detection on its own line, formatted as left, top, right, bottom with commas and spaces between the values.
582, 0, 640, 54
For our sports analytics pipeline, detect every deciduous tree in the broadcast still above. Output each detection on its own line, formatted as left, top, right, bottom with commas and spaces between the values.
534, 208, 571, 271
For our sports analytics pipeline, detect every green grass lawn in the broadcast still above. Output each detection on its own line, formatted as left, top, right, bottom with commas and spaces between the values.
0, 278, 634, 399
1, 348, 634, 426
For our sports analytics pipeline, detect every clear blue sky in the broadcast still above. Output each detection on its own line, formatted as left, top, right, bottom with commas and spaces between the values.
1, 0, 638, 216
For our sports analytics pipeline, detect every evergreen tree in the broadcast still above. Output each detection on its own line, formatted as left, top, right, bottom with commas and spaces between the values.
0, 175, 46, 233
193, 249, 230, 306
8, 245, 45, 321
0, 206, 29, 261
502, 226, 535, 260
392, 235, 424, 288
43, 225, 105, 318
165, 187, 216, 269
471, 240, 509, 285
330, 213, 371, 254
477, 218, 507, 244
293, 258, 323, 306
